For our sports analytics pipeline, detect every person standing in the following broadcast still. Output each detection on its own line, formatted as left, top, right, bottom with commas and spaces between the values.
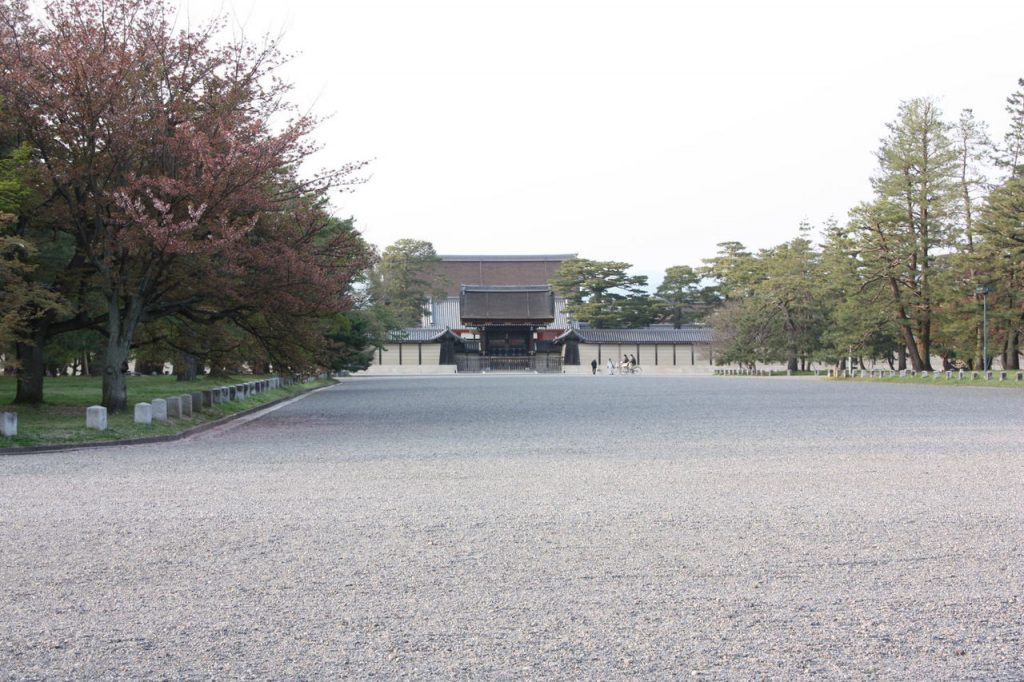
591, 358, 598, 375
607, 358, 615, 375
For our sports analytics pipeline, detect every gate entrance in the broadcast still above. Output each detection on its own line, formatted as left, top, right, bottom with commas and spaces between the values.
481, 325, 532, 356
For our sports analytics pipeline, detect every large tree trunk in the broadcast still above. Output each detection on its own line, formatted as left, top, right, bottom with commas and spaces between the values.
916, 336, 933, 371
974, 321, 984, 370
897, 346, 907, 371
903, 333, 925, 371
101, 297, 142, 413
1004, 330, 1020, 370
888, 277, 924, 370
13, 337, 46, 404
136, 360, 164, 376
101, 336, 132, 413
175, 352, 199, 381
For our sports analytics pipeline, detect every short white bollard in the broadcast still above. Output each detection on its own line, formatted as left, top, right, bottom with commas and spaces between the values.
1, 411, 16, 437
86, 405, 107, 431
166, 396, 182, 418
134, 403, 152, 425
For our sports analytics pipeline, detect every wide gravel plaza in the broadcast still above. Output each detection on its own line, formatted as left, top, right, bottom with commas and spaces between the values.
2, 375, 1022, 680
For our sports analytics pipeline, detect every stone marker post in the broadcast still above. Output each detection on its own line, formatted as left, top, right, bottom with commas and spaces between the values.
151, 398, 168, 421
1, 412, 16, 437
180, 394, 192, 417
86, 405, 108, 430
134, 403, 152, 425
190, 391, 203, 412
166, 396, 182, 418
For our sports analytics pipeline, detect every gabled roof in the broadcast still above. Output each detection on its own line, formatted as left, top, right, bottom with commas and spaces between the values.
553, 326, 715, 344
388, 327, 461, 343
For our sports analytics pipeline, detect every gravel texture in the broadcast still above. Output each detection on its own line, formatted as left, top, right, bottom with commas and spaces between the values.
1, 375, 1022, 680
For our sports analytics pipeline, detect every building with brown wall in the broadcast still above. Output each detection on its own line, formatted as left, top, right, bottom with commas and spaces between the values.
366, 253, 716, 373
434, 254, 574, 297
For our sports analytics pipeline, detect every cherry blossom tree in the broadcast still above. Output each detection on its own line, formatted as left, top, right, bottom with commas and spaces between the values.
0, 0, 368, 410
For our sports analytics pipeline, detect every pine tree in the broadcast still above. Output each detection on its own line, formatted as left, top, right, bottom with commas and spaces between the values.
856, 98, 959, 370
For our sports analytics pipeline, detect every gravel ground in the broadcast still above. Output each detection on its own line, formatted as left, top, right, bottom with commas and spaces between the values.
1, 375, 1022, 680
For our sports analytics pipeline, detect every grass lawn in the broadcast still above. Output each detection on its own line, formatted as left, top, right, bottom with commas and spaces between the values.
0, 374, 334, 449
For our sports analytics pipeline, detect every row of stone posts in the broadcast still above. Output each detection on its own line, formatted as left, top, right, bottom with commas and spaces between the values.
2, 376, 317, 439
827, 368, 1024, 382
86, 376, 285, 431
714, 369, 822, 377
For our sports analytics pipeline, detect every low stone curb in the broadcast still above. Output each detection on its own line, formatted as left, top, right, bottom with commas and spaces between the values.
0, 381, 337, 456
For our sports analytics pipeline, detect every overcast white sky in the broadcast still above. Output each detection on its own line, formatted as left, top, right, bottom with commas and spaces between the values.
190, 0, 1024, 286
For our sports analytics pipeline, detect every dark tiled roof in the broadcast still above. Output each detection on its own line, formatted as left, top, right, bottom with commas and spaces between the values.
428, 296, 573, 329
388, 328, 460, 342
439, 254, 576, 262
461, 284, 553, 292
460, 286, 555, 323
554, 326, 714, 344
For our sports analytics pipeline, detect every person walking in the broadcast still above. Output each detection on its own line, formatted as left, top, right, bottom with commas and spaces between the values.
591, 358, 598, 375
607, 358, 615, 375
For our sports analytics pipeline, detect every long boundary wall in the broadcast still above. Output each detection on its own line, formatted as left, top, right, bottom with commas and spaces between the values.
578, 343, 713, 368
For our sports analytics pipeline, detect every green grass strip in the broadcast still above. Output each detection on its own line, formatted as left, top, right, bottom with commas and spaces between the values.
1, 375, 333, 449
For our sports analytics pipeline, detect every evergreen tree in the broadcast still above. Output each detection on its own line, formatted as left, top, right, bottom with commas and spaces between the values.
550, 258, 652, 328
365, 239, 447, 329
818, 220, 902, 368
853, 98, 959, 370
703, 233, 826, 370
655, 265, 720, 327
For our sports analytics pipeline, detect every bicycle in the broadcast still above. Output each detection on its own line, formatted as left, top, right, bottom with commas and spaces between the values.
618, 364, 643, 375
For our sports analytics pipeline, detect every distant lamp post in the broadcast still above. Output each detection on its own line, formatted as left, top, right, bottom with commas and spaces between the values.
975, 285, 993, 371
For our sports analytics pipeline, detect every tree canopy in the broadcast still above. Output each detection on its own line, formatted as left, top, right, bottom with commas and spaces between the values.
550, 258, 654, 328
0, 0, 371, 409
